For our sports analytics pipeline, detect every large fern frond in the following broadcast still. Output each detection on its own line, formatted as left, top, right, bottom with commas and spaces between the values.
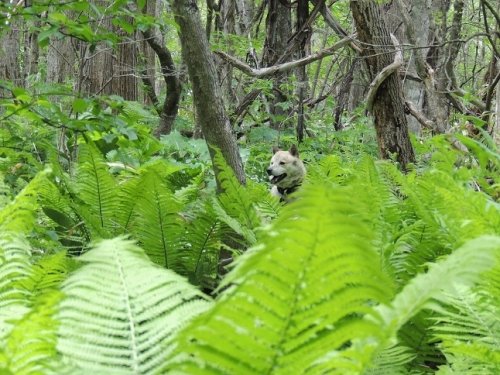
177, 202, 222, 288
56, 237, 211, 374
0, 233, 33, 340
0, 291, 63, 375
0, 169, 50, 233
76, 143, 120, 237
214, 150, 260, 244
431, 277, 500, 372
130, 170, 183, 268
165, 183, 393, 374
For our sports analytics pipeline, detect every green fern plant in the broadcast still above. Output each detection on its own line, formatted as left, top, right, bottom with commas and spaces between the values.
56, 237, 211, 374
75, 143, 121, 237
162, 180, 499, 375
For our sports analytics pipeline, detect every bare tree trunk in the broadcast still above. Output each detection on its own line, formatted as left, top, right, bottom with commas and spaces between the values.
113, 26, 138, 101
47, 35, 76, 84
219, 0, 237, 106
0, 18, 22, 90
350, 0, 416, 169
140, 0, 159, 106
128, 0, 181, 136
81, 2, 114, 96
23, 0, 40, 84
171, 0, 246, 189
262, 0, 292, 129
295, 0, 310, 142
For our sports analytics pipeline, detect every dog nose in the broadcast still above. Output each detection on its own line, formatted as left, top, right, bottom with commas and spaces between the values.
266, 168, 272, 175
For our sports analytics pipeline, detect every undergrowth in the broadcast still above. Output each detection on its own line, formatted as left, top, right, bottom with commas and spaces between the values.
0, 114, 499, 374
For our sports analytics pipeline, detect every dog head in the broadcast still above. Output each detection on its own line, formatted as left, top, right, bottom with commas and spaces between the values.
266, 145, 306, 189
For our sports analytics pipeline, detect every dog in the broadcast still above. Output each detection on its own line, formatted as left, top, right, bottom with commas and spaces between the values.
267, 144, 306, 201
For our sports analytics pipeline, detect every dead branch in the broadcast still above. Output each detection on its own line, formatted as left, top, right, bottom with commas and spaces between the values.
214, 35, 352, 78
404, 100, 435, 130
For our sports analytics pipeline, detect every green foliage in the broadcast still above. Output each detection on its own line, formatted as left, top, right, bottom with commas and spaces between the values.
57, 237, 211, 374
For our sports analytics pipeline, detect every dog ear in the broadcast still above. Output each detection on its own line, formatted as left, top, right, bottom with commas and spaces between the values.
272, 146, 281, 154
289, 144, 299, 157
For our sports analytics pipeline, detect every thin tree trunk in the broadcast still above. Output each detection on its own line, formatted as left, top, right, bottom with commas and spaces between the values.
171, 0, 246, 189
350, 0, 416, 169
296, 0, 310, 142
0, 17, 22, 90
262, 0, 292, 129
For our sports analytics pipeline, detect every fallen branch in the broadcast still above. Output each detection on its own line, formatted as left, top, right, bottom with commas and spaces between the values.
214, 36, 352, 78
404, 100, 435, 130
365, 34, 403, 113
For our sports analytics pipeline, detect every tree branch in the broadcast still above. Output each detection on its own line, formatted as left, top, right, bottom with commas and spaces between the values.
366, 35, 403, 113
404, 100, 435, 130
214, 35, 352, 78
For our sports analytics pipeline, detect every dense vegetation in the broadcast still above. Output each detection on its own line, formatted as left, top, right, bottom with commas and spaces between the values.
1, 0, 499, 374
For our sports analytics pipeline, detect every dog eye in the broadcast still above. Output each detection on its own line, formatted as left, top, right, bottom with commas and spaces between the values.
279, 162, 285, 165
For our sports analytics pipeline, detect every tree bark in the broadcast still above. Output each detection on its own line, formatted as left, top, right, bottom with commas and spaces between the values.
350, 0, 416, 169
171, 0, 246, 189
129, 1, 181, 136
0, 17, 22, 90
295, 0, 310, 142
262, 0, 292, 129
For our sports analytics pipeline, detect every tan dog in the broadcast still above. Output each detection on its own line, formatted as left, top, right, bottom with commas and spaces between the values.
267, 145, 306, 200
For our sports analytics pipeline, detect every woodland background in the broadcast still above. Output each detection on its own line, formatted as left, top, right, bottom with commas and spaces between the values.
0, 0, 499, 374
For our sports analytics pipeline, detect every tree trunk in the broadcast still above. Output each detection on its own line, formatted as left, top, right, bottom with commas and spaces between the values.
113, 26, 138, 101
171, 0, 246, 189
262, 0, 292, 129
0, 18, 22, 90
47, 34, 76, 84
128, 0, 181, 136
295, 0, 310, 142
350, 0, 415, 169
23, 0, 40, 84
81, 2, 114, 96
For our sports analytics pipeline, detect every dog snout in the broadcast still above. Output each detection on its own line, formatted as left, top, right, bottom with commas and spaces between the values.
266, 168, 273, 175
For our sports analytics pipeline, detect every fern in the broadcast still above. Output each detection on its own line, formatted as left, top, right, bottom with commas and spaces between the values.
0, 233, 33, 341
0, 169, 50, 233
214, 150, 260, 244
76, 143, 120, 237
56, 237, 211, 374
177, 202, 222, 288
130, 169, 183, 268
431, 271, 500, 373
0, 291, 63, 375
165, 183, 393, 374
162, 176, 499, 374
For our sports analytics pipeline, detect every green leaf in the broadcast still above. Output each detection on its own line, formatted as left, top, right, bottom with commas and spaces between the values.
72, 98, 87, 113
37, 26, 58, 48
57, 237, 211, 374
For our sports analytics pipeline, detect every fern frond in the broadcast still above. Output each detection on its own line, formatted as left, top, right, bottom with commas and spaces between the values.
364, 344, 416, 375
130, 170, 183, 268
56, 237, 211, 374
165, 183, 392, 374
0, 233, 33, 341
0, 169, 50, 233
431, 283, 500, 373
214, 149, 260, 239
247, 181, 282, 223
377, 236, 499, 333
76, 143, 120, 237
0, 174, 10, 208
0, 291, 63, 375
177, 202, 221, 288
